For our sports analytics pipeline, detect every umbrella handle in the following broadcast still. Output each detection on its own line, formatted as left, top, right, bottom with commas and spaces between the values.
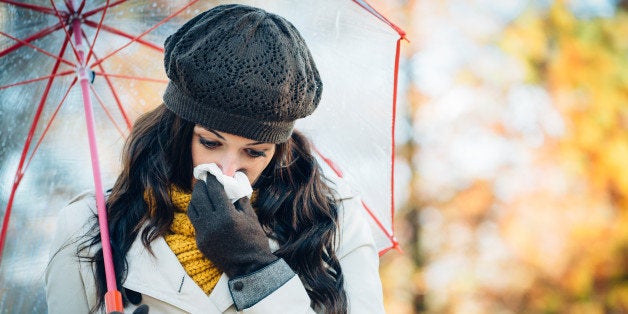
105, 290, 124, 313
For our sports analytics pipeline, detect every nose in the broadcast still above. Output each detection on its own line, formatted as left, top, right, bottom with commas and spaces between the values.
218, 154, 240, 177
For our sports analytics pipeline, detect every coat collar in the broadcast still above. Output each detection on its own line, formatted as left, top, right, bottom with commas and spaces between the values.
123, 235, 232, 312
122, 232, 281, 313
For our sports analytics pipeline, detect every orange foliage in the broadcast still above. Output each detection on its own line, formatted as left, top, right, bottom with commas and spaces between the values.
382, 1, 628, 313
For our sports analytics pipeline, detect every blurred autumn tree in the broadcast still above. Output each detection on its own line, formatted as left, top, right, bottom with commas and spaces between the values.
380, 1, 628, 313
500, 2, 628, 312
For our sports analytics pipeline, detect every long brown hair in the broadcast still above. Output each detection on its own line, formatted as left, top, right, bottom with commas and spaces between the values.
84, 104, 347, 313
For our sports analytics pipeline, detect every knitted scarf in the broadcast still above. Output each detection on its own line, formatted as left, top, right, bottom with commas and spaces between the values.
145, 186, 222, 295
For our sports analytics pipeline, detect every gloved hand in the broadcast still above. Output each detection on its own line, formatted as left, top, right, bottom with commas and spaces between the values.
187, 175, 278, 278
110, 304, 149, 314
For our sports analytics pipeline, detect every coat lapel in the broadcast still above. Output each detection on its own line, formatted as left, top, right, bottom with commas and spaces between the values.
124, 235, 235, 313
122, 231, 281, 313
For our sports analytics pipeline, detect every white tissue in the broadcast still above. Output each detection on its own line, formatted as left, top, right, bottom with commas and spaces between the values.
193, 163, 253, 203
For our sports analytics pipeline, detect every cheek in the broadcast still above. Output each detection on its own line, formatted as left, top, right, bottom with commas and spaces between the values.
244, 161, 266, 183
248, 153, 275, 183
249, 151, 274, 182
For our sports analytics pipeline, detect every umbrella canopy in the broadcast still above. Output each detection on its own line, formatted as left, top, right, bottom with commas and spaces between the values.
0, 0, 404, 312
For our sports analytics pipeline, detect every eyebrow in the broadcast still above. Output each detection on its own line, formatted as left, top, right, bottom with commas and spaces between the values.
208, 129, 267, 147
208, 129, 225, 140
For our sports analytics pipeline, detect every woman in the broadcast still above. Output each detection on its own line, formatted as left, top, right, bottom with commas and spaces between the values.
46, 4, 384, 313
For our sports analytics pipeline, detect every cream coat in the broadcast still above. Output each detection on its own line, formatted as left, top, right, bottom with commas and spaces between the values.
46, 182, 385, 313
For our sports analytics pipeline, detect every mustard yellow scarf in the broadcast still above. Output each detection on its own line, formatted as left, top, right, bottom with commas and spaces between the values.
146, 186, 222, 294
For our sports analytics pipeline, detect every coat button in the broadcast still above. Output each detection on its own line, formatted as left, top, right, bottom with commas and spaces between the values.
233, 281, 244, 291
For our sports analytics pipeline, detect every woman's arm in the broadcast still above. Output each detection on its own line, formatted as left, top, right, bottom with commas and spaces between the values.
235, 269, 315, 313
241, 191, 386, 314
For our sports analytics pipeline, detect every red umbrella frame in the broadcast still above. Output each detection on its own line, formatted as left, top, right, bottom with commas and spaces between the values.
0, 1, 405, 312
1, 1, 199, 310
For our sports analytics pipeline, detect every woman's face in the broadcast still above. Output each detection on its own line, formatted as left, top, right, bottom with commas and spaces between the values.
191, 125, 276, 184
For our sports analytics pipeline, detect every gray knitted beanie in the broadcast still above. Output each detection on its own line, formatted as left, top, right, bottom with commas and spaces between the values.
163, 4, 322, 143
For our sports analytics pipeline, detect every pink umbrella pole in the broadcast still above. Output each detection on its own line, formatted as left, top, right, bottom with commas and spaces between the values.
71, 18, 123, 313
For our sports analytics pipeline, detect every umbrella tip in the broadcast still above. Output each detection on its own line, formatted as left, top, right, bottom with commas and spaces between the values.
105, 290, 124, 313
392, 237, 403, 254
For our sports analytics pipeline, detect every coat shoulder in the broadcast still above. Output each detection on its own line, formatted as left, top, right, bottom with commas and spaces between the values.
325, 176, 377, 259
54, 191, 100, 246
46, 192, 101, 314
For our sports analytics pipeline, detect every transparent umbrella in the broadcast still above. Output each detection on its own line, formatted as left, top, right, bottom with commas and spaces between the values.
0, 0, 404, 312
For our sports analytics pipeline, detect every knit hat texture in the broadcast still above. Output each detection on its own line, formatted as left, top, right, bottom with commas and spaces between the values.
163, 4, 322, 143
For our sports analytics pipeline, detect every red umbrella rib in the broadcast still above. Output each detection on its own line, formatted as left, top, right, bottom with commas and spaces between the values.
0, 31, 74, 66
0, 0, 58, 15
24, 78, 77, 173
0, 37, 72, 262
0, 23, 63, 58
90, 85, 128, 137
0, 71, 74, 90
82, 0, 129, 19
83, 20, 163, 52
90, 0, 200, 68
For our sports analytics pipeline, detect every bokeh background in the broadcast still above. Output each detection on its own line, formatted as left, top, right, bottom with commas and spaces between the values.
380, 0, 628, 313
1, 0, 628, 313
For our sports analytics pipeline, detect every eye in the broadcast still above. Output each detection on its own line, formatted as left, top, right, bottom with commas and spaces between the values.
199, 137, 220, 149
245, 148, 266, 158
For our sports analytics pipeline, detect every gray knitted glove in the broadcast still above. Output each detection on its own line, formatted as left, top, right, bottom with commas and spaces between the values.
111, 304, 149, 314
187, 175, 278, 278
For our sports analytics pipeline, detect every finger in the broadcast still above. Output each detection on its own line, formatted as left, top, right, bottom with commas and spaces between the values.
133, 304, 149, 314
191, 180, 211, 203
187, 203, 200, 221
189, 181, 213, 216
234, 197, 256, 216
203, 175, 233, 212
203, 174, 230, 201
108, 303, 149, 314
190, 178, 231, 210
